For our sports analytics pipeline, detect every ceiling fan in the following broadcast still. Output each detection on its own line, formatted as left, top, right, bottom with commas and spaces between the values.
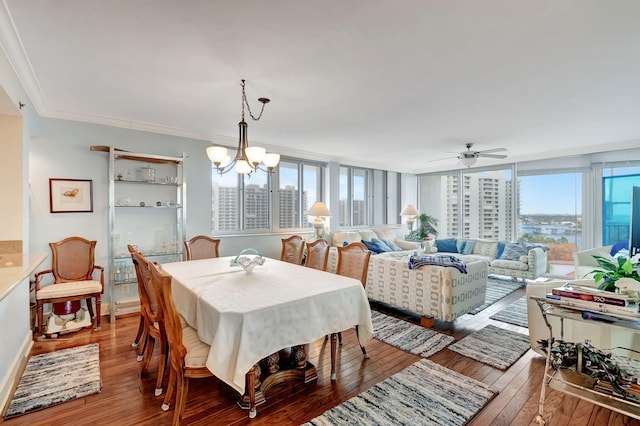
432, 143, 508, 167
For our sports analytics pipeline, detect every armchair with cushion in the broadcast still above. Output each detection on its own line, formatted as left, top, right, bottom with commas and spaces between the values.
34, 236, 104, 338
573, 245, 613, 280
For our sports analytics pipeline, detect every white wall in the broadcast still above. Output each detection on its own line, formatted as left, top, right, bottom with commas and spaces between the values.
27, 118, 212, 297
0, 114, 22, 241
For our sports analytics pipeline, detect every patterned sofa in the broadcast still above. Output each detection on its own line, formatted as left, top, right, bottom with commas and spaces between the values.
326, 228, 489, 321
427, 238, 548, 281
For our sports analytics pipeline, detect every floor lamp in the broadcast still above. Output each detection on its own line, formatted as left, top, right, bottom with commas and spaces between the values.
308, 201, 332, 239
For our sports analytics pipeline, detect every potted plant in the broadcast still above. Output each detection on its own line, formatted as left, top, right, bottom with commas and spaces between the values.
589, 255, 640, 292
409, 213, 438, 241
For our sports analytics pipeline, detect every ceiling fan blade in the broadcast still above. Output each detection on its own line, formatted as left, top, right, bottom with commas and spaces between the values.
428, 155, 459, 162
477, 147, 507, 154
478, 153, 508, 159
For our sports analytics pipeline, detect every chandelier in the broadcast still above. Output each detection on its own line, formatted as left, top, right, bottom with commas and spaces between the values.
206, 80, 280, 174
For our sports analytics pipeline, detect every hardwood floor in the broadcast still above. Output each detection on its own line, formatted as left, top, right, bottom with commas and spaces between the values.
3, 288, 640, 426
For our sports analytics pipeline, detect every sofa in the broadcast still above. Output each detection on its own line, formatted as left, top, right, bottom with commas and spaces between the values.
426, 237, 548, 281
526, 278, 640, 357
326, 227, 488, 322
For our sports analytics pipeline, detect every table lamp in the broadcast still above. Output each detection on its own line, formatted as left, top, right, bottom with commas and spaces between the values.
400, 204, 419, 234
308, 201, 332, 239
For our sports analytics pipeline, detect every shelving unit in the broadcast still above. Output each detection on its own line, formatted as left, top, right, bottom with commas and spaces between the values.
96, 146, 187, 323
531, 296, 640, 424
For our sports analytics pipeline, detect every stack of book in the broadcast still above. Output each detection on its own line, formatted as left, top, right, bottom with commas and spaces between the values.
594, 379, 640, 402
545, 283, 640, 321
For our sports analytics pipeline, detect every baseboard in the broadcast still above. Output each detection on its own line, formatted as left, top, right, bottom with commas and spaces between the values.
0, 330, 33, 416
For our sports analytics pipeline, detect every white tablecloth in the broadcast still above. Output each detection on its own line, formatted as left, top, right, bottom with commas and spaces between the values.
161, 257, 373, 394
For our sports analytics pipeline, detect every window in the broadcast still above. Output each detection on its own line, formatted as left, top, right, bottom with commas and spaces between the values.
212, 155, 323, 232
278, 160, 323, 229
339, 166, 371, 227
603, 167, 640, 245
517, 172, 581, 277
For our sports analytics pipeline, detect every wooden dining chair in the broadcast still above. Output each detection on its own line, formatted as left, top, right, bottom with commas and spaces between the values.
305, 238, 330, 271
147, 261, 215, 424
128, 245, 148, 360
34, 236, 104, 338
129, 247, 168, 396
183, 235, 221, 261
335, 241, 371, 358
280, 235, 305, 265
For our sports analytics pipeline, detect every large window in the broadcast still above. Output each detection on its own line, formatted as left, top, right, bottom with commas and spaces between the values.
279, 160, 323, 229
418, 168, 513, 242
603, 167, 640, 245
339, 166, 371, 227
517, 172, 581, 277
212, 164, 272, 232
212, 156, 323, 232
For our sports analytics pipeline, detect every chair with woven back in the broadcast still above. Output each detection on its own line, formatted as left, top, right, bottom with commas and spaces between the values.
304, 238, 330, 271
335, 241, 371, 358
129, 246, 167, 396
147, 260, 215, 423
34, 236, 104, 338
280, 235, 305, 265
183, 235, 221, 261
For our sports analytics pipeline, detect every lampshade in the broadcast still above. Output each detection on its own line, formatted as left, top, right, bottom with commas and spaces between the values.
308, 201, 332, 217
460, 156, 477, 168
400, 204, 419, 216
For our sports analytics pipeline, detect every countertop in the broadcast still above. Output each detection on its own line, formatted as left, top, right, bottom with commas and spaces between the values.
0, 253, 48, 302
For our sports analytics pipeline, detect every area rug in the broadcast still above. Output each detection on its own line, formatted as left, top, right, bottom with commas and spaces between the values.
371, 310, 454, 358
4, 343, 101, 419
304, 358, 498, 425
468, 277, 525, 315
489, 296, 529, 328
448, 325, 530, 370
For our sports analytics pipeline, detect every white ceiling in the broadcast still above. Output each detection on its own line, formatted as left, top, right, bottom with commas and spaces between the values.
2, 0, 640, 173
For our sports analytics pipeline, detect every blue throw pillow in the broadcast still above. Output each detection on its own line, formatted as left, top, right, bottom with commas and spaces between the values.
499, 242, 529, 261
383, 238, 403, 251
610, 240, 629, 256
435, 238, 458, 253
525, 243, 549, 252
361, 239, 383, 254
495, 242, 506, 258
372, 238, 393, 252
456, 239, 466, 254
462, 240, 475, 255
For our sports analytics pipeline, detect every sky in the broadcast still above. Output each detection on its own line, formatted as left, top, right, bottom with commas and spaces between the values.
519, 174, 581, 215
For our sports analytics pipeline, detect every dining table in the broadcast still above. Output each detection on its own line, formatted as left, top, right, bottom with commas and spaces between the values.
161, 255, 373, 415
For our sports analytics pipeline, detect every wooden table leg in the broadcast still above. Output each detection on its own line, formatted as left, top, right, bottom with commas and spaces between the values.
246, 365, 257, 418
330, 333, 337, 380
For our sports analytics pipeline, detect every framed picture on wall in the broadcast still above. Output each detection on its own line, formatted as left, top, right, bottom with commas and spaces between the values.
49, 178, 93, 213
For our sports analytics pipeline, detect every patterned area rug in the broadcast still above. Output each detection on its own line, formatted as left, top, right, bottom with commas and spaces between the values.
304, 359, 498, 426
372, 310, 454, 357
4, 344, 101, 419
448, 325, 530, 370
468, 277, 525, 315
489, 296, 529, 328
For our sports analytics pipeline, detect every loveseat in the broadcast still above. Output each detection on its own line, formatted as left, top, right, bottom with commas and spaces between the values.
326, 228, 488, 322
426, 237, 548, 281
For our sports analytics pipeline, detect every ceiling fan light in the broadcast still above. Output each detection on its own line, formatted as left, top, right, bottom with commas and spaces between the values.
460, 156, 477, 168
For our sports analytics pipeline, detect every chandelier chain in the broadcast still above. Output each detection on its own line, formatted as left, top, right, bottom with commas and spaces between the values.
241, 80, 267, 121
